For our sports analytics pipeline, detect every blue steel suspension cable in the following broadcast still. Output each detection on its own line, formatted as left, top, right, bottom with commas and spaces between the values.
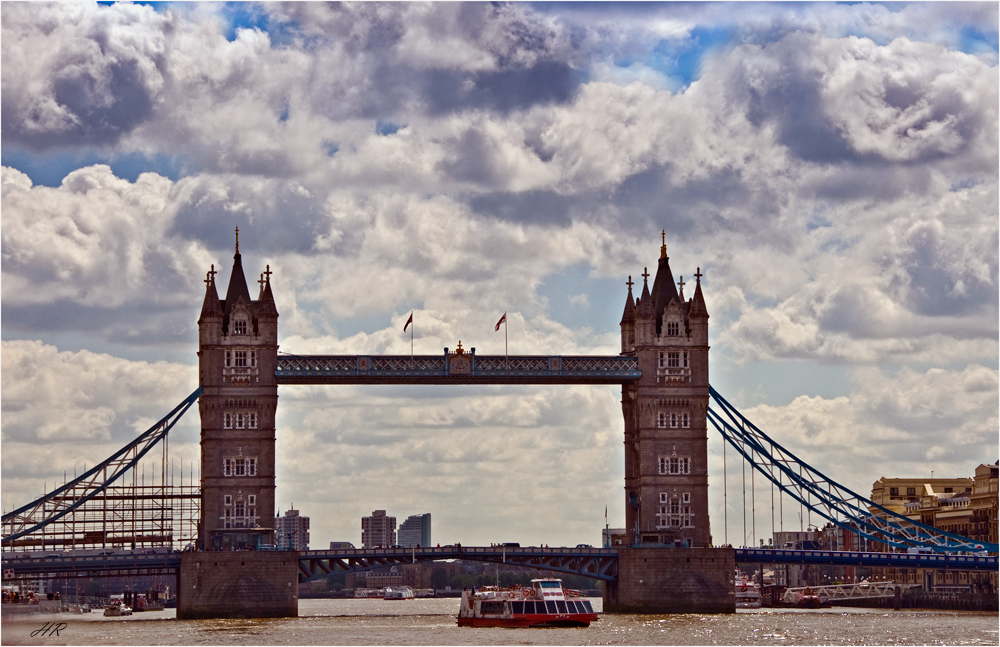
707, 386, 996, 552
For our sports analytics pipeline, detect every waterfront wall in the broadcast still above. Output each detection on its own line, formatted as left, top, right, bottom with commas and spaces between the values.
177, 551, 298, 619
834, 590, 999, 612
604, 547, 734, 614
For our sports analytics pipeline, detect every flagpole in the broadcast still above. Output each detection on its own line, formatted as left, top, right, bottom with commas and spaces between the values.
504, 315, 508, 370
411, 317, 414, 360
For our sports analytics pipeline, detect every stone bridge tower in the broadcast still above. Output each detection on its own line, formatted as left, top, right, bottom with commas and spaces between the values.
620, 233, 710, 547
196, 231, 279, 551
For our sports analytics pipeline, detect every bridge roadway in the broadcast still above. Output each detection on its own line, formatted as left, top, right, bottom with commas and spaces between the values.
3, 547, 994, 583
275, 354, 642, 384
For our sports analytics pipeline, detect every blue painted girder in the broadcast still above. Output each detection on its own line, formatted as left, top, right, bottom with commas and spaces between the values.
276, 354, 641, 385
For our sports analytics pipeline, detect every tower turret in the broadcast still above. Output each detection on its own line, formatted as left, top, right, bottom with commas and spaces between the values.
621, 233, 710, 548
198, 230, 279, 551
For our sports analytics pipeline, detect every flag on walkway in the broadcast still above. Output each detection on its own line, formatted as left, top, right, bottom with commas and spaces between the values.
495, 312, 506, 331
403, 312, 413, 332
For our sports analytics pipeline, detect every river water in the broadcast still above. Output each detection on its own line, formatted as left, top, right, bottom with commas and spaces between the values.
2, 598, 997, 646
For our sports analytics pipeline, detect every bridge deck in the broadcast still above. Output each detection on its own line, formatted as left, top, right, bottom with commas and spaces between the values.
276, 354, 641, 385
735, 548, 997, 571
5, 547, 994, 583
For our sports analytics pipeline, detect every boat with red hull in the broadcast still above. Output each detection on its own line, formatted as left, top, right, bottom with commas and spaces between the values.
457, 578, 598, 628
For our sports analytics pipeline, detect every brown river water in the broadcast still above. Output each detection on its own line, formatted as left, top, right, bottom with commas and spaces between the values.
2, 598, 997, 646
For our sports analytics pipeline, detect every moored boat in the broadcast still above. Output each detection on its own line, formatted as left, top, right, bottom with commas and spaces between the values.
103, 599, 132, 616
457, 578, 598, 628
735, 571, 762, 608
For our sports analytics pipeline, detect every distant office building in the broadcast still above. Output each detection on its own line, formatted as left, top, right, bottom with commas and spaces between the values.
361, 510, 396, 548
275, 507, 310, 551
397, 513, 431, 547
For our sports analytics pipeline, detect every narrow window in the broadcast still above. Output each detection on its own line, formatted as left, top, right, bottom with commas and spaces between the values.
250, 351, 257, 367
247, 458, 257, 476
658, 412, 667, 428
235, 413, 245, 429
682, 413, 690, 428
225, 351, 232, 367
658, 457, 667, 474
682, 351, 689, 368
248, 495, 256, 506
224, 495, 232, 506
670, 413, 678, 428
223, 459, 232, 476
248, 412, 257, 429
234, 460, 245, 476
223, 413, 233, 429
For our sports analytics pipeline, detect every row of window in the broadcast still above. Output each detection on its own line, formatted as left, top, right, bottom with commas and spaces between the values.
658, 351, 689, 368
224, 350, 258, 368
223, 412, 258, 429
221, 494, 258, 529
658, 412, 690, 428
658, 456, 691, 475
656, 492, 694, 528
223, 458, 258, 477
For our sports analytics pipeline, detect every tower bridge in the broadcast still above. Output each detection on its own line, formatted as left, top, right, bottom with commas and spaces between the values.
3, 232, 996, 618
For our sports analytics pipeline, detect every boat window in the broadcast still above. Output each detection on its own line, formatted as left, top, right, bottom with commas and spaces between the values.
581, 600, 594, 613
545, 601, 557, 614
482, 600, 504, 615
531, 601, 542, 614
567, 601, 580, 613
511, 601, 523, 614
556, 601, 568, 614
540, 581, 561, 588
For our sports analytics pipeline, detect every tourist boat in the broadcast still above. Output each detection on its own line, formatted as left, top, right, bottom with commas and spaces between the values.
457, 578, 599, 627
383, 586, 415, 600
735, 571, 762, 608
353, 588, 384, 598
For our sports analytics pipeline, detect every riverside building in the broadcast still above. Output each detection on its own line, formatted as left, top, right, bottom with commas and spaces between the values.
361, 510, 396, 547
397, 513, 431, 547
275, 507, 310, 551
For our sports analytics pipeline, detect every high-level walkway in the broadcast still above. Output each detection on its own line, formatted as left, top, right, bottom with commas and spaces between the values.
276, 353, 641, 384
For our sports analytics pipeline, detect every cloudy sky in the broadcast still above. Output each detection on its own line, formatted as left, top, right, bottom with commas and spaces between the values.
2, 1, 997, 551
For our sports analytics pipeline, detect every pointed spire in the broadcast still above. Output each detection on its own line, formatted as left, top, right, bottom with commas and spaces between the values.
198, 264, 223, 323
651, 234, 679, 333
637, 266, 654, 317
224, 228, 252, 316
620, 275, 636, 325
257, 264, 278, 318
689, 267, 708, 318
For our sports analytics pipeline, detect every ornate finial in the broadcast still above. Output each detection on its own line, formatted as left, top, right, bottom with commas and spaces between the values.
678, 275, 685, 293
263, 264, 272, 283
456, 340, 464, 354
641, 266, 650, 286
626, 275, 634, 292
695, 267, 703, 283
205, 263, 217, 287
235, 227, 240, 254
660, 230, 667, 259
258, 272, 265, 291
